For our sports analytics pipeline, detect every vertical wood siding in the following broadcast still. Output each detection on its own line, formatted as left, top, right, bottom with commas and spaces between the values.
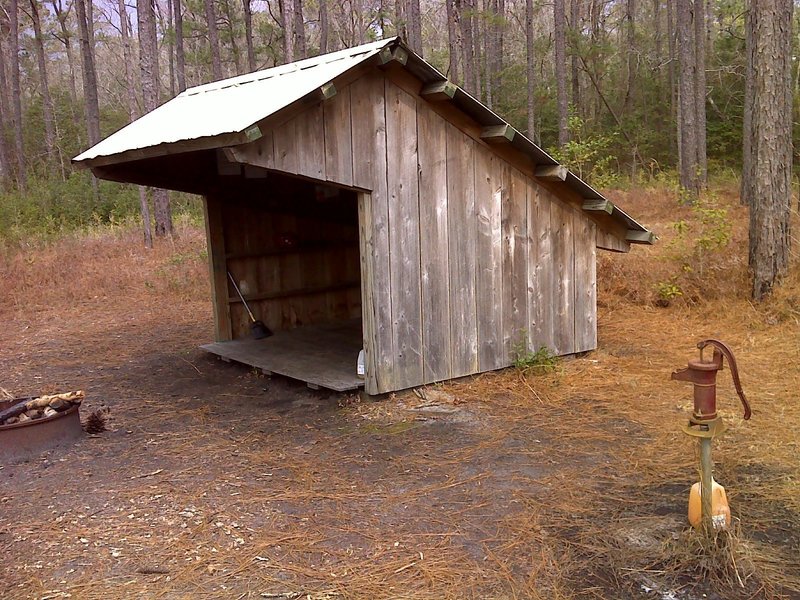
227, 74, 599, 394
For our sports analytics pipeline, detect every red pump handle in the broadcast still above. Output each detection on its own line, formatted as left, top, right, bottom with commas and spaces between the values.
697, 339, 752, 420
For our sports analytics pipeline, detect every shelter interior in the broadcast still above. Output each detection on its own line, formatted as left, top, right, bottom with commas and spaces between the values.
201, 168, 365, 392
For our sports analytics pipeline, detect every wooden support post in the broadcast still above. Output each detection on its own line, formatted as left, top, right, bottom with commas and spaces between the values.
582, 199, 615, 215
626, 230, 656, 245
480, 124, 515, 144
203, 194, 233, 341
421, 81, 457, 101
534, 164, 568, 181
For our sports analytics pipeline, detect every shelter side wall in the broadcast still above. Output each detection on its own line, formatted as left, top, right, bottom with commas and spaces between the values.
225, 71, 598, 393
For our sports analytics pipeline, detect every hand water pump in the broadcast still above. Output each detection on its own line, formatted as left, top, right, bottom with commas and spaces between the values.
671, 339, 751, 532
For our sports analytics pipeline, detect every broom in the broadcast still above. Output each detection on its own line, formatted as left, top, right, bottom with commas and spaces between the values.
227, 271, 272, 339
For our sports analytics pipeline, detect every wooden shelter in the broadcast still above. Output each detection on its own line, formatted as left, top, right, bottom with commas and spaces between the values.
74, 38, 653, 395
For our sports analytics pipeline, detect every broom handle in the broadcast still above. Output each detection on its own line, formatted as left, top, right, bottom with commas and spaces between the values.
227, 271, 257, 323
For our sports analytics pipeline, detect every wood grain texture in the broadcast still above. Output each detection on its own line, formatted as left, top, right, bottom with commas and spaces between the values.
474, 144, 503, 371
227, 130, 275, 170
350, 72, 394, 392
323, 86, 354, 187
446, 124, 478, 377
293, 102, 325, 181
528, 182, 553, 352
550, 198, 575, 355
203, 194, 232, 341
501, 167, 529, 359
596, 227, 631, 253
385, 80, 423, 388
273, 117, 298, 174
574, 217, 597, 352
417, 102, 451, 383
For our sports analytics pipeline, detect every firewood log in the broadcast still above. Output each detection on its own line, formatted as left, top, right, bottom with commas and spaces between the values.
0, 391, 84, 423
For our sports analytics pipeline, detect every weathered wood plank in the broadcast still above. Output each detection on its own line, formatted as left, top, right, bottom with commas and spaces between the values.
273, 117, 298, 174
574, 216, 597, 353
481, 124, 516, 144
385, 80, 423, 388
550, 198, 575, 355
203, 194, 232, 341
350, 71, 394, 393
417, 102, 451, 384
596, 227, 631, 253
626, 229, 656, 244
501, 167, 529, 360
420, 80, 457, 101
446, 124, 478, 377
323, 85, 354, 187
226, 130, 275, 170
358, 192, 379, 394
528, 183, 553, 353
292, 102, 325, 181
474, 144, 504, 371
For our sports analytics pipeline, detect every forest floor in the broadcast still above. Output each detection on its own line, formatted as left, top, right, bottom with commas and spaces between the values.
0, 184, 798, 600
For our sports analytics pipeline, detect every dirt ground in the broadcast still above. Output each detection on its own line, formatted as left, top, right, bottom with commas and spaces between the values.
1, 189, 799, 599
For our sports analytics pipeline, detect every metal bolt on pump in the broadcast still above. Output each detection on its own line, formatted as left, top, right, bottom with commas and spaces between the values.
671, 339, 751, 533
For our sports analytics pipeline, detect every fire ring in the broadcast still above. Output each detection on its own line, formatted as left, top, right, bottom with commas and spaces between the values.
0, 397, 84, 463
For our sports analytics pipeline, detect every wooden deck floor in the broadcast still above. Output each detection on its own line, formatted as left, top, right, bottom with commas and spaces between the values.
201, 319, 364, 392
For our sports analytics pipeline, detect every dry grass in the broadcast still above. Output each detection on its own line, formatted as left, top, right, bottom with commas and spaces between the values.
1, 184, 799, 599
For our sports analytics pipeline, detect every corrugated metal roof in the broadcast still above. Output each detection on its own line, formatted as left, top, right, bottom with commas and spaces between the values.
73, 37, 651, 240
73, 39, 393, 162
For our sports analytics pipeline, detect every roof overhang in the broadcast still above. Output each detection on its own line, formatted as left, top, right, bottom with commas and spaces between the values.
73, 37, 653, 246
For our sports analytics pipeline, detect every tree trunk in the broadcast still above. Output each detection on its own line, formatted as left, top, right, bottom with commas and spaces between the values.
554, 0, 569, 145
76, 0, 101, 147
166, 0, 175, 94
525, 0, 535, 141
9, 0, 27, 189
667, 0, 678, 166
119, 0, 152, 246
138, 0, 173, 237
0, 34, 10, 189
221, 0, 243, 73
623, 0, 635, 113
458, 0, 475, 95
446, 0, 460, 81
293, 0, 306, 59
174, 0, 187, 90
676, 0, 698, 196
570, 0, 580, 116
50, 0, 79, 106
205, 0, 223, 79
694, 0, 707, 187
278, 0, 293, 62
319, 0, 328, 54
395, 0, 407, 39
741, 1, 755, 207
29, 0, 57, 164
408, 0, 422, 54
747, 0, 793, 300
243, 0, 256, 69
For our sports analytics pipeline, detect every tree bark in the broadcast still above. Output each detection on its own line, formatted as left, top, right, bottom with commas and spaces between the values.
623, 0, 635, 113
525, 0, 535, 141
138, 0, 173, 236
243, 0, 256, 69
554, 0, 569, 145
694, 0, 707, 186
29, 0, 57, 164
205, 0, 223, 79
221, 0, 243, 73
408, 0, 422, 54
50, 0, 79, 106
174, 0, 187, 90
319, 0, 328, 54
676, 0, 698, 197
293, 0, 306, 59
445, 0, 459, 81
8, 0, 27, 189
458, 0, 475, 94
747, 0, 793, 300
570, 0, 580, 116
278, 0, 293, 62
76, 0, 101, 147
0, 34, 10, 189
741, 1, 755, 207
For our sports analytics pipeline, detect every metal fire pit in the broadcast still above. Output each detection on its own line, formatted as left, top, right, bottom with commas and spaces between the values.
0, 397, 83, 463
